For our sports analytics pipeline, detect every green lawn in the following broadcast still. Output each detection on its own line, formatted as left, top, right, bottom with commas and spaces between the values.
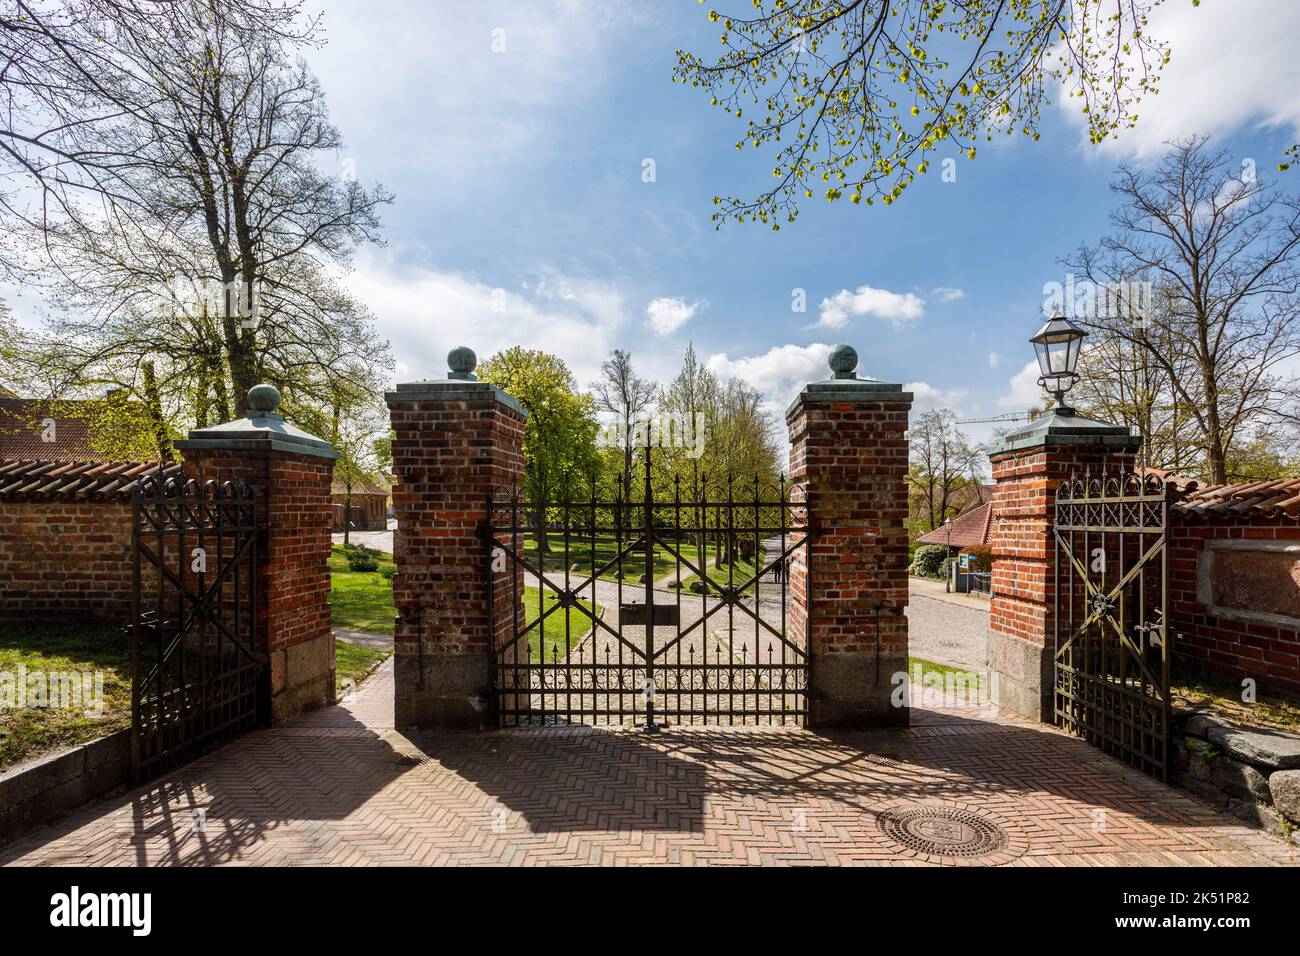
335, 640, 390, 694
676, 553, 762, 596
906, 656, 987, 706
328, 545, 601, 664
0, 622, 132, 771
521, 589, 601, 662
520, 533, 705, 584
908, 656, 985, 687
329, 546, 397, 635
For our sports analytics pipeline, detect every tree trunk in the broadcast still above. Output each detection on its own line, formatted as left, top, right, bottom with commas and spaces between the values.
1202, 361, 1228, 483
141, 361, 174, 463
343, 484, 352, 546
212, 365, 231, 423
226, 328, 258, 417
532, 505, 550, 555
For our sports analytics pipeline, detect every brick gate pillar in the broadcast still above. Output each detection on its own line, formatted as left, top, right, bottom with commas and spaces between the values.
986, 410, 1141, 721
174, 384, 340, 723
384, 347, 526, 730
787, 345, 912, 728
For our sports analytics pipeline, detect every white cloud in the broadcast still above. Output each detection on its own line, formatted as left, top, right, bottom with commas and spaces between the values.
1065, 0, 1300, 160
645, 296, 705, 335
345, 248, 630, 387
705, 342, 836, 416
931, 287, 965, 303
905, 381, 970, 415
999, 359, 1044, 411
816, 285, 925, 330
987, 351, 1002, 369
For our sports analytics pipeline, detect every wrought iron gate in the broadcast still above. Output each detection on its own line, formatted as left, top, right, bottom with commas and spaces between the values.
1053, 471, 1171, 778
131, 470, 267, 781
485, 451, 812, 728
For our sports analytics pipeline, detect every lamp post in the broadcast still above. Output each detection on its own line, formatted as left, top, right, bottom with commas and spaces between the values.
1029, 314, 1087, 415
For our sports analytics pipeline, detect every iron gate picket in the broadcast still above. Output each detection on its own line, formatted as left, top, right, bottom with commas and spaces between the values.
485, 449, 812, 728
131, 469, 267, 781
1053, 471, 1171, 779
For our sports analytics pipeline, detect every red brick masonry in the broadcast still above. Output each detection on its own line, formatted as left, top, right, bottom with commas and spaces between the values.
986, 451, 1300, 704
786, 372, 912, 728
1166, 501, 1300, 698
384, 378, 527, 729
0, 460, 181, 623
177, 446, 337, 721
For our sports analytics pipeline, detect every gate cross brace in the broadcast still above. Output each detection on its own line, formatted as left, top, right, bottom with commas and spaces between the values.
1054, 532, 1166, 693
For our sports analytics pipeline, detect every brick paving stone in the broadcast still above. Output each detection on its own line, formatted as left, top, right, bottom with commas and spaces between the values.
2, 657, 1296, 867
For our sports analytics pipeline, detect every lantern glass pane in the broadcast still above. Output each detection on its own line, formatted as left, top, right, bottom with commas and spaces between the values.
1047, 338, 1069, 373
1034, 340, 1051, 376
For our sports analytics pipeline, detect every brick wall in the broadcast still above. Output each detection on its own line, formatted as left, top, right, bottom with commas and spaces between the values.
385, 382, 527, 729
786, 384, 912, 727
1168, 514, 1300, 697
988, 448, 1135, 650
985, 436, 1139, 721
332, 494, 386, 532
177, 446, 337, 720
0, 500, 138, 623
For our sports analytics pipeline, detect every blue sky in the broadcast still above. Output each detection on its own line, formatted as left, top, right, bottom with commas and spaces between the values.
304, 0, 1300, 444
15, 1, 1300, 446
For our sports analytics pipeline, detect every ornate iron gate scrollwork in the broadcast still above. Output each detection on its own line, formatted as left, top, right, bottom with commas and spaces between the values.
131, 470, 267, 781
485, 447, 812, 728
1053, 471, 1171, 778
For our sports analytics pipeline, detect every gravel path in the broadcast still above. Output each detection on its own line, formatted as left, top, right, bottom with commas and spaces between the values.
332, 519, 395, 553
505, 560, 800, 726
904, 593, 987, 670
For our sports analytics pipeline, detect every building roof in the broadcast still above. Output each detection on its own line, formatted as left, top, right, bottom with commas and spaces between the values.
0, 459, 179, 501
1138, 467, 1300, 519
0, 399, 97, 461
917, 500, 993, 549
331, 477, 388, 497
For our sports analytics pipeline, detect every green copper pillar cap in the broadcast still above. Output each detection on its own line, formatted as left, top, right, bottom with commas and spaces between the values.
785, 344, 911, 418
447, 346, 477, 381
175, 384, 339, 459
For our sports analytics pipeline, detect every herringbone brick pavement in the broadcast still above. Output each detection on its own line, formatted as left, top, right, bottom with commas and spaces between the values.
2, 659, 1294, 866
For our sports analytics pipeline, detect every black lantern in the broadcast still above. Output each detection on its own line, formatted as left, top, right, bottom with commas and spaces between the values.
1030, 314, 1086, 414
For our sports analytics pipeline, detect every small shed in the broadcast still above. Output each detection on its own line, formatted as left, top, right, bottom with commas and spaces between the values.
332, 477, 387, 532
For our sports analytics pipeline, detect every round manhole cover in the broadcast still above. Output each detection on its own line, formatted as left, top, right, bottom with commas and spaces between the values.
876, 805, 1009, 858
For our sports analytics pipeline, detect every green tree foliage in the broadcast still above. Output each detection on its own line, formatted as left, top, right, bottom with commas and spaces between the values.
478, 347, 601, 552
592, 349, 657, 501
291, 375, 390, 546
653, 343, 782, 496
674, 0, 1172, 227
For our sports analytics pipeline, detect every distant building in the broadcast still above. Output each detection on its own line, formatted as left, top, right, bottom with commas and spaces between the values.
0, 392, 160, 463
917, 499, 994, 554
925, 481, 993, 556
0, 397, 104, 461
916, 483, 995, 554
332, 477, 387, 532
